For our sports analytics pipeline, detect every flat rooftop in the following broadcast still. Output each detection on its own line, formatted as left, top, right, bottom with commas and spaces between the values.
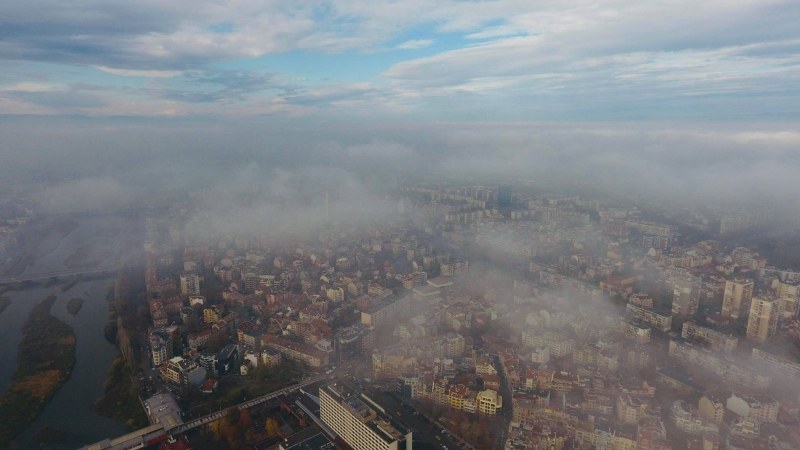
322, 383, 409, 444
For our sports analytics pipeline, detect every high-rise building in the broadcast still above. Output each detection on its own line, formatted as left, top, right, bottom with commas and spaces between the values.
319, 383, 412, 450
721, 278, 753, 319
497, 185, 512, 207
773, 279, 800, 319
671, 275, 702, 317
746, 296, 780, 342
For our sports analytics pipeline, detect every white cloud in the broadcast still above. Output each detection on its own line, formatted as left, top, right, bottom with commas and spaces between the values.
96, 66, 181, 78
1, 82, 59, 92
397, 39, 433, 50
0, 0, 799, 118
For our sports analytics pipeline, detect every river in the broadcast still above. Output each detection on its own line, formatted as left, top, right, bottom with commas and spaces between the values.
0, 216, 131, 448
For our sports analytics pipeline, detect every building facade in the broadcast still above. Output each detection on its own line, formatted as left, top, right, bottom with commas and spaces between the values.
320, 383, 412, 450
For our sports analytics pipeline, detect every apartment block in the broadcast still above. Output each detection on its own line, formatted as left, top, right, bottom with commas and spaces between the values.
746, 296, 780, 342
626, 303, 672, 331
721, 279, 753, 319
681, 321, 738, 353
319, 383, 412, 450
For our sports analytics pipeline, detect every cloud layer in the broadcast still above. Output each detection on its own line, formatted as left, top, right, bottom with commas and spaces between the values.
0, 0, 798, 119
3, 118, 798, 220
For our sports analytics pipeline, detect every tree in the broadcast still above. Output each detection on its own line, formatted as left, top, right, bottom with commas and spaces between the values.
238, 408, 252, 429
265, 418, 280, 438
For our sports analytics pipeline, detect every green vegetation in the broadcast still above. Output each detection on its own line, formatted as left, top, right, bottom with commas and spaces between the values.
186, 361, 304, 418
94, 357, 148, 430
66, 297, 84, 315
0, 296, 10, 315
103, 320, 118, 344
35, 426, 70, 445
0, 295, 76, 446
95, 272, 148, 429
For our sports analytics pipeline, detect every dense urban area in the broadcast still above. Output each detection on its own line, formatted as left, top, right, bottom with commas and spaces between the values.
1, 178, 800, 450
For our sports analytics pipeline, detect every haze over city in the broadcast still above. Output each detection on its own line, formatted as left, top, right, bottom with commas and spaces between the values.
1, 1, 800, 450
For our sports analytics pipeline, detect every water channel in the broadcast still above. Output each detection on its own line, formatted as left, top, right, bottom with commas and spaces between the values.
0, 217, 130, 448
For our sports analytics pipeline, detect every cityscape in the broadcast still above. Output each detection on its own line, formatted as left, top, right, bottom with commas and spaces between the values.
1, 1, 800, 449
1, 176, 800, 449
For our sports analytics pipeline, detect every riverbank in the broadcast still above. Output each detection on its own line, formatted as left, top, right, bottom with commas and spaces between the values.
95, 357, 149, 430
0, 294, 76, 446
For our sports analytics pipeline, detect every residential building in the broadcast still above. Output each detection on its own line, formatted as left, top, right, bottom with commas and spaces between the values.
476, 389, 503, 415
681, 321, 738, 353
619, 319, 651, 344
698, 394, 726, 425
721, 279, 753, 319
751, 347, 800, 378
163, 356, 206, 389
626, 303, 672, 331
746, 296, 779, 342
726, 393, 779, 423
773, 279, 799, 319
203, 306, 221, 324
671, 275, 701, 317
261, 334, 329, 369
319, 383, 412, 450
180, 272, 201, 296
361, 295, 412, 328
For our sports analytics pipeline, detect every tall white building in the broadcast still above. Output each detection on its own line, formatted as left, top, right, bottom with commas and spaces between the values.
671, 275, 701, 317
746, 296, 780, 342
722, 278, 753, 319
773, 279, 800, 319
320, 383, 412, 450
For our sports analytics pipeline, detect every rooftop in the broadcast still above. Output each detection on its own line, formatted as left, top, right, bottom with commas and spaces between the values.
322, 383, 409, 444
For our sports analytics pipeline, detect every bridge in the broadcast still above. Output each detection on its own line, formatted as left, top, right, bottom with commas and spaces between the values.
82, 374, 331, 450
169, 374, 330, 434
0, 267, 118, 286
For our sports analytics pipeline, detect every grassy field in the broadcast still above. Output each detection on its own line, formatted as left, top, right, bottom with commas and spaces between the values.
0, 295, 76, 446
95, 357, 148, 430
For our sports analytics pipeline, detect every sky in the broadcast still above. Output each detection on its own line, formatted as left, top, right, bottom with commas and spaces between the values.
1, 0, 799, 120
2, 0, 800, 227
